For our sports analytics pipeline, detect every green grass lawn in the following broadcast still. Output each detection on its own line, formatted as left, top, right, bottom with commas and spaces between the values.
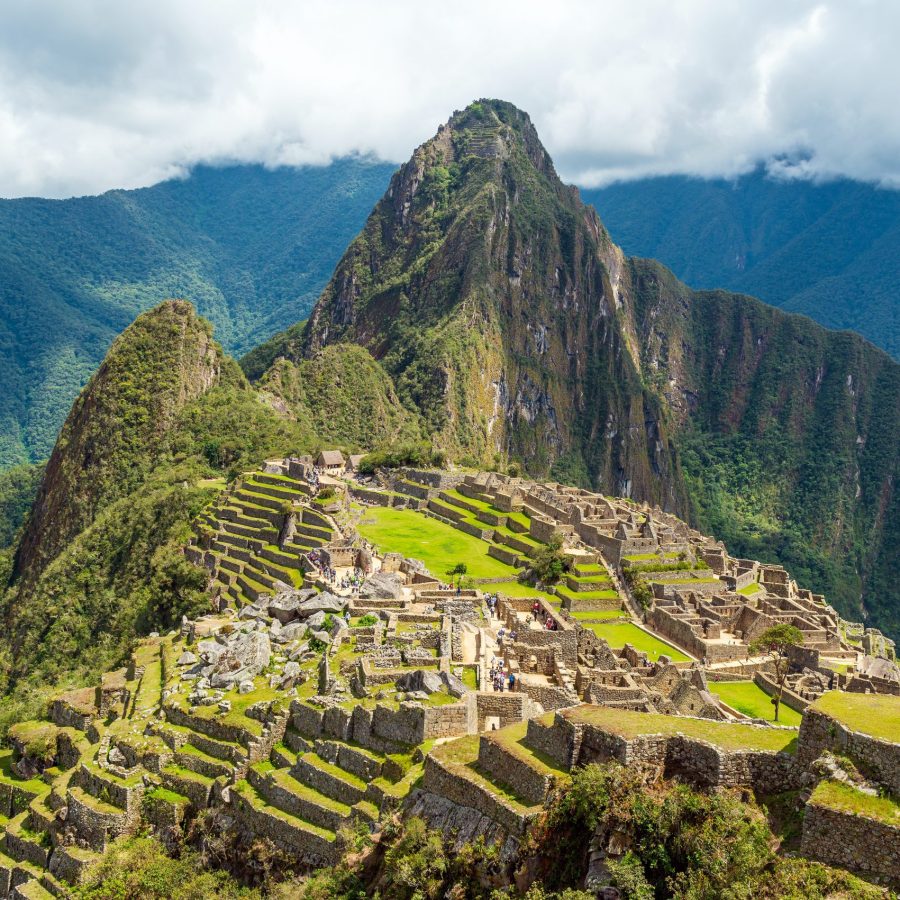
357, 506, 517, 580
813, 691, 900, 743
491, 580, 558, 602
568, 609, 627, 622
562, 706, 797, 754
737, 582, 761, 596
710, 681, 802, 726
585, 621, 691, 662
810, 779, 900, 826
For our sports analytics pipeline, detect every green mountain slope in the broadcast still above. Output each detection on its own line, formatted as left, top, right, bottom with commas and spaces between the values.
294, 100, 899, 636
0, 299, 419, 712
301, 100, 684, 509
0, 159, 394, 468
580, 171, 900, 359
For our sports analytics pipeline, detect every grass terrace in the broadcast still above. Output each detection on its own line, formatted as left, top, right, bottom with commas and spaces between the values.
812, 691, 900, 743
737, 582, 762, 596
554, 584, 620, 604
357, 506, 517, 580
809, 780, 900, 826
710, 681, 802, 726
562, 705, 798, 754
584, 621, 691, 662
492, 581, 558, 602
567, 609, 627, 622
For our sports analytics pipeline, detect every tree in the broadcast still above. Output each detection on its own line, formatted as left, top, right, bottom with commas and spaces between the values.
446, 562, 467, 588
530, 533, 570, 585
749, 623, 803, 722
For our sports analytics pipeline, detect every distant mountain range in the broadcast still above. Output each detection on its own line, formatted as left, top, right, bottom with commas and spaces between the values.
581, 171, 900, 359
1, 149, 898, 475
0, 159, 393, 468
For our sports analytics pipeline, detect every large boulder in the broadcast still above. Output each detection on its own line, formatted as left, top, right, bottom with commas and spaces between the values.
395, 670, 444, 695
267, 588, 320, 624
294, 592, 344, 617
359, 572, 405, 600
207, 630, 271, 688
441, 671, 468, 698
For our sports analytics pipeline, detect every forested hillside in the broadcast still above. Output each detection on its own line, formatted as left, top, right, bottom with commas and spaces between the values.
0, 159, 393, 469
581, 170, 900, 359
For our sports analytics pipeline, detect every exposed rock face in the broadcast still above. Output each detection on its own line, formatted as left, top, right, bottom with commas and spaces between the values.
295, 99, 899, 634
201, 629, 272, 688
300, 100, 682, 509
13, 300, 228, 588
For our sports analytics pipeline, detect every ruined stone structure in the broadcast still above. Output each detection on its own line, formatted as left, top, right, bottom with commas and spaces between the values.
1, 463, 897, 896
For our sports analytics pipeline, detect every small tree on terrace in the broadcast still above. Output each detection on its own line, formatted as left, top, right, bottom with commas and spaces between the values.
530, 532, 571, 585
446, 562, 468, 588
749, 623, 803, 722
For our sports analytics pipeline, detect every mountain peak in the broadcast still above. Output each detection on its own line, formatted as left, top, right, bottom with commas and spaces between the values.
13, 299, 230, 587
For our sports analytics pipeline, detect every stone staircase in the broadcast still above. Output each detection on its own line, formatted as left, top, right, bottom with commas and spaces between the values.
187, 471, 336, 608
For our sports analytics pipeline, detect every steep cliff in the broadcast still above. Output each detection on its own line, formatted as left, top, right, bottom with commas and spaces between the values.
301, 100, 684, 508
295, 100, 899, 634
13, 299, 231, 589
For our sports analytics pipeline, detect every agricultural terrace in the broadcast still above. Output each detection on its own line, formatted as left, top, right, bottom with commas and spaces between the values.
356, 506, 517, 580
584, 621, 690, 662
812, 691, 900, 743
561, 705, 798, 754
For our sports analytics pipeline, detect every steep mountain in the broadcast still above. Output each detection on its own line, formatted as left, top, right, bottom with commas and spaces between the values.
581, 171, 900, 359
0, 159, 393, 469
302, 100, 685, 510
257, 344, 423, 449
12, 300, 231, 590
290, 100, 899, 636
0, 299, 425, 710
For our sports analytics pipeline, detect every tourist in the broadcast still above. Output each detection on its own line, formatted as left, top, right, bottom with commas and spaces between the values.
508, 672, 515, 691
531, 601, 540, 621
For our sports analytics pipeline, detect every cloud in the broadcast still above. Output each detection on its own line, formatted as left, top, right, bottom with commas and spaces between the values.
1, 0, 899, 197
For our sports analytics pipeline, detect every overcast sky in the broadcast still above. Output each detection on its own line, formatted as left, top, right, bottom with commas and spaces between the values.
1, 0, 898, 198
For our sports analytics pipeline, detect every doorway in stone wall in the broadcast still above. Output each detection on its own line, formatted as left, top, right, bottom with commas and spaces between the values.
484, 716, 500, 731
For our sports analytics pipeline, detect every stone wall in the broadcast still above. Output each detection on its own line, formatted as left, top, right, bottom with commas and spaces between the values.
477, 736, 555, 806
802, 800, 900, 887
753, 672, 809, 713
798, 708, 900, 796
422, 753, 531, 836
475, 693, 538, 731
524, 715, 579, 768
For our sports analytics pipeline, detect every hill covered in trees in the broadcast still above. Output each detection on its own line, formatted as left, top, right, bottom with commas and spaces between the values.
0, 159, 393, 469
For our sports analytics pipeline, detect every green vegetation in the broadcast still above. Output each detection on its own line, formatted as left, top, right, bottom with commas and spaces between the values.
581, 622, 690, 662
528, 532, 570, 585
71, 835, 260, 898
356, 506, 516, 580
0, 463, 42, 549
709, 680, 802, 726
809, 779, 900, 826
562, 706, 797, 753
582, 169, 900, 358
812, 690, 900, 742
525, 762, 878, 898
0, 160, 394, 470
257, 346, 423, 450
750, 624, 804, 723
358, 442, 445, 474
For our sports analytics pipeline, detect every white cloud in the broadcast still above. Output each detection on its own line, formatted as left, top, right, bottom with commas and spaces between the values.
0, 0, 898, 197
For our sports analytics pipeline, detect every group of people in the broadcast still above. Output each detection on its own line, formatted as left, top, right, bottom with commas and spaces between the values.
484, 593, 500, 617
531, 600, 559, 630
489, 659, 515, 692
496, 626, 518, 644
340, 568, 365, 592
